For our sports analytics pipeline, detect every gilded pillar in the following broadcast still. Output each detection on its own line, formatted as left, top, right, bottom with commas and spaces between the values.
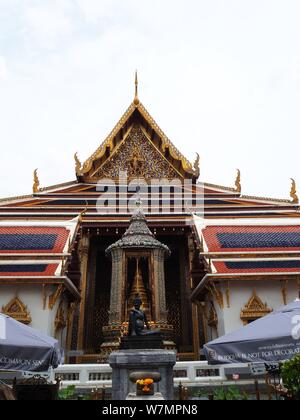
77, 234, 90, 351
109, 248, 124, 324
153, 248, 168, 323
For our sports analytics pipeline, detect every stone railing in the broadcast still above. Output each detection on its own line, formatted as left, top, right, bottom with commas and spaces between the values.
50, 361, 226, 389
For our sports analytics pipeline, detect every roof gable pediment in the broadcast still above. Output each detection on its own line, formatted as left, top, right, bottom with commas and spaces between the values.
77, 101, 199, 182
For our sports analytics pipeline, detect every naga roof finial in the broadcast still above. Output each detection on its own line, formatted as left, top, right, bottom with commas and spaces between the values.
33, 169, 40, 194
235, 169, 241, 193
290, 178, 299, 204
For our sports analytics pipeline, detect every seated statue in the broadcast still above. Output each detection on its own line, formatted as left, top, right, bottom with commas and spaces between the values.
128, 295, 159, 337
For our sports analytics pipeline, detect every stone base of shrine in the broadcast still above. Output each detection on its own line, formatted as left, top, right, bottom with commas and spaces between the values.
109, 349, 176, 401
98, 322, 176, 362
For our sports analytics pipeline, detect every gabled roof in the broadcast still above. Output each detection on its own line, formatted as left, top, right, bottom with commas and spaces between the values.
77, 97, 199, 182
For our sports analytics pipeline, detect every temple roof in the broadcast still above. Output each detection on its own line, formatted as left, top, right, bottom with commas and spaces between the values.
0, 219, 80, 298
76, 76, 199, 182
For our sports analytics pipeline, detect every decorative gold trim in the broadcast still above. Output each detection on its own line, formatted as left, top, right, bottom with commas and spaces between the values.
290, 178, 299, 204
240, 290, 272, 324
193, 153, 200, 178
2, 297, 31, 324
226, 281, 230, 308
281, 280, 288, 305
207, 302, 218, 329
55, 301, 66, 332
49, 285, 64, 310
74, 153, 82, 176
206, 282, 224, 309
42, 284, 47, 310
33, 169, 40, 194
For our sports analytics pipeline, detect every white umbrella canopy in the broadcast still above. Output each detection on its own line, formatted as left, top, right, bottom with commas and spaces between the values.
0, 313, 63, 372
204, 300, 300, 364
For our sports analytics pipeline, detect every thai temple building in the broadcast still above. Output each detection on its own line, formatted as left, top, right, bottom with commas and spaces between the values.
0, 76, 300, 363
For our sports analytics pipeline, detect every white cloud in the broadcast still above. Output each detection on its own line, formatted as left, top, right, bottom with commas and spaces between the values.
0, 56, 7, 80
23, 0, 73, 49
0, 0, 300, 199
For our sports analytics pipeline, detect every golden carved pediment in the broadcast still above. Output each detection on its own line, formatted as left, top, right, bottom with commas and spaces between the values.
2, 297, 31, 325
78, 99, 199, 183
241, 290, 272, 323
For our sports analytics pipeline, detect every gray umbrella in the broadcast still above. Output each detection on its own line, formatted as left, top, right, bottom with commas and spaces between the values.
0, 313, 63, 372
204, 300, 300, 364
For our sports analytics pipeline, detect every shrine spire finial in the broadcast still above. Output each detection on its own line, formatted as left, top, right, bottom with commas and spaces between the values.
134, 70, 139, 106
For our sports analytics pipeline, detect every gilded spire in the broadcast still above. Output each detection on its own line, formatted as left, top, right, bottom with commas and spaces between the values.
235, 169, 241, 193
290, 178, 299, 204
33, 169, 40, 194
134, 70, 139, 106
74, 152, 82, 175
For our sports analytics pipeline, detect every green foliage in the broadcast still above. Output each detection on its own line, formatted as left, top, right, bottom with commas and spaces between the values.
58, 385, 77, 400
213, 386, 248, 401
281, 354, 300, 399
193, 386, 249, 400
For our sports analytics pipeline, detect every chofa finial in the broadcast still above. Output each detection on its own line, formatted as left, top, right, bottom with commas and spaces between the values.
290, 178, 299, 204
74, 152, 82, 175
33, 169, 40, 194
193, 153, 200, 177
134, 70, 139, 106
235, 169, 241, 193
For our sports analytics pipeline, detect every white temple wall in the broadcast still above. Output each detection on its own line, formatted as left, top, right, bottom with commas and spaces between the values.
216, 279, 299, 336
0, 285, 68, 348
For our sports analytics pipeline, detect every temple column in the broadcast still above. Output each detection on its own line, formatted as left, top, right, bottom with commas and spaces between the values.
109, 248, 124, 324
77, 234, 90, 351
153, 248, 168, 323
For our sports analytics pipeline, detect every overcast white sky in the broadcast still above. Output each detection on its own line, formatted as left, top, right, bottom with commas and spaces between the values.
0, 0, 300, 200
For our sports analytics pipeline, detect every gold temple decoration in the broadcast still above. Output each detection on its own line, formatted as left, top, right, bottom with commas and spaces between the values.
226, 281, 231, 308
290, 178, 299, 204
55, 301, 66, 332
134, 71, 139, 106
240, 290, 272, 325
2, 297, 31, 324
193, 153, 200, 177
49, 285, 64, 310
74, 152, 82, 175
127, 146, 145, 177
42, 284, 48, 310
33, 169, 40, 194
207, 303, 218, 329
281, 280, 288, 305
235, 169, 241, 193
206, 282, 224, 309
80, 78, 196, 181
79, 201, 89, 223
128, 258, 151, 318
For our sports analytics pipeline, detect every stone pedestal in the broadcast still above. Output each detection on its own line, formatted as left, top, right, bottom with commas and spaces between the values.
109, 349, 176, 401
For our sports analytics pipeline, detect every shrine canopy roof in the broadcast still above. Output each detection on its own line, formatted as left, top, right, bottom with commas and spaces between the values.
0, 219, 80, 295
193, 216, 300, 276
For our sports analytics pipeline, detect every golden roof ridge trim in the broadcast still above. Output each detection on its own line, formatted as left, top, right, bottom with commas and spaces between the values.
81, 100, 195, 177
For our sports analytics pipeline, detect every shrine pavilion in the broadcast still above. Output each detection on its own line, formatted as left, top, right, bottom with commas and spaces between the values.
0, 75, 300, 362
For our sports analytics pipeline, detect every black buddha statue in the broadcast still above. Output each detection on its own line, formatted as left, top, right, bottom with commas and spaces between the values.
121, 295, 163, 349
128, 295, 150, 336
